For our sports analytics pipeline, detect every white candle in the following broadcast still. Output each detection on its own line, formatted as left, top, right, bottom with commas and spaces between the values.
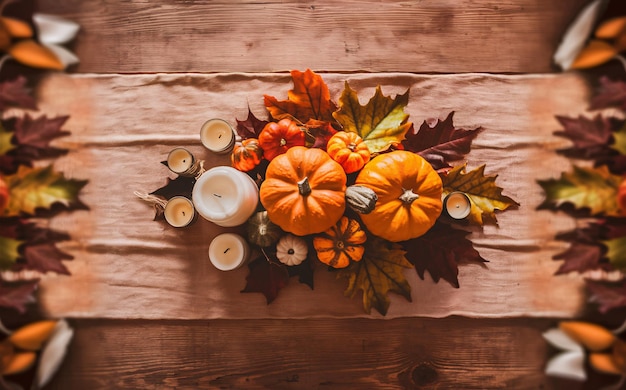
444, 192, 471, 219
166, 147, 202, 176
208, 233, 250, 271
164, 196, 196, 227
192, 166, 259, 227
200, 119, 236, 154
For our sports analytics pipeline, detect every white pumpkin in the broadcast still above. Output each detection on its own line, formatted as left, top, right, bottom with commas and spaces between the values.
276, 234, 308, 266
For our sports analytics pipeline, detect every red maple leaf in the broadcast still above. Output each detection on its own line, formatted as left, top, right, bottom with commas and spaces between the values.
401, 222, 487, 288
586, 280, 626, 314
14, 114, 70, 150
0, 76, 36, 111
590, 76, 626, 111
18, 243, 73, 275
553, 242, 606, 275
305, 119, 337, 149
401, 112, 482, 170
0, 280, 38, 313
235, 108, 269, 140
241, 256, 289, 304
554, 114, 612, 155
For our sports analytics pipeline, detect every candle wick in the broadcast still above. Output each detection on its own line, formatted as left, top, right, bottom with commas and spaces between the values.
213, 193, 222, 198
183, 159, 186, 163
224, 247, 230, 254
182, 211, 186, 216
218, 134, 222, 139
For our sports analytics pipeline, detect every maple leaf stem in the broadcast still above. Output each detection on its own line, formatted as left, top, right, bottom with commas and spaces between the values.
260, 247, 281, 266
298, 177, 311, 196
399, 188, 419, 204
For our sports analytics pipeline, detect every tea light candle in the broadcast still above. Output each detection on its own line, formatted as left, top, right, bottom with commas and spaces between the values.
444, 192, 471, 219
166, 147, 202, 177
208, 233, 250, 271
164, 196, 196, 227
192, 166, 259, 227
200, 119, 236, 154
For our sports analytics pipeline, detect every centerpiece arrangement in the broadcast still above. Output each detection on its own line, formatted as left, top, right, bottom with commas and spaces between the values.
145, 69, 518, 316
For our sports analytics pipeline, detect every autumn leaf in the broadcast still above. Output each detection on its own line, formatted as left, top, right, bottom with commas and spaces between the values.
286, 258, 314, 290
0, 280, 38, 313
537, 165, 621, 216
611, 121, 626, 156
586, 280, 626, 313
3, 165, 87, 217
264, 69, 337, 124
339, 237, 412, 316
19, 243, 72, 275
554, 114, 613, 158
402, 222, 487, 288
241, 256, 290, 304
603, 236, 626, 272
13, 114, 70, 150
442, 164, 519, 225
553, 242, 605, 275
150, 175, 195, 201
402, 112, 482, 170
304, 119, 337, 149
0, 76, 36, 111
235, 108, 269, 140
333, 83, 411, 153
0, 235, 23, 270
590, 76, 626, 111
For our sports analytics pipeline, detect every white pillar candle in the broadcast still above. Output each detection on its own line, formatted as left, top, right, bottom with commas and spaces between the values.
443, 192, 471, 219
192, 166, 259, 227
200, 119, 236, 154
166, 147, 202, 176
164, 196, 196, 227
208, 233, 250, 271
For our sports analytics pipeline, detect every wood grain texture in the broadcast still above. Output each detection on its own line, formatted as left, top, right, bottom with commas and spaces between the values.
44, 317, 586, 390
35, 0, 590, 74
24, 71, 592, 320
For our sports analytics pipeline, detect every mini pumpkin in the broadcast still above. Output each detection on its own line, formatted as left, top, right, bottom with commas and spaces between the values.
258, 118, 305, 161
231, 138, 263, 172
313, 216, 366, 268
326, 132, 370, 173
247, 211, 283, 247
260, 146, 347, 236
355, 151, 442, 242
276, 234, 308, 266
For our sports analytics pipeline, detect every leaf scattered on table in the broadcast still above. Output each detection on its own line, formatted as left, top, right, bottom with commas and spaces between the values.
287, 258, 314, 290
339, 237, 412, 316
402, 222, 487, 288
587, 280, 626, 313
13, 114, 70, 151
3, 165, 87, 217
0, 122, 16, 156
537, 165, 621, 216
611, 122, 626, 156
603, 236, 626, 272
442, 164, 519, 225
0, 76, 36, 111
0, 280, 38, 313
553, 242, 605, 275
304, 119, 337, 149
333, 83, 411, 153
590, 76, 626, 111
235, 108, 268, 140
241, 256, 290, 304
264, 69, 337, 124
0, 235, 23, 270
20, 243, 72, 275
150, 175, 195, 201
554, 115, 613, 159
402, 112, 482, 170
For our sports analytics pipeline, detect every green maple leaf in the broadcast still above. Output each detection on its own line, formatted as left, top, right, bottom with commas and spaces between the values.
442, 164, 519, 225
0, 236, 23, 270
603, 236, 626, 272
3, 165, 87, 216
537, 165, 621, 216
333, 82, 411, 153
0, 123, 15, 155
339, 237, 412, 316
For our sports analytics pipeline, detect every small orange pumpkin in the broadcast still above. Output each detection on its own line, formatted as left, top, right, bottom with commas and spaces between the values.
231, 138, 263, 172
326, 132, 370, 173
313, 216, 366, 268
260, 146, 347, 236
258, 118, 305, 161
355, 151, 442, 242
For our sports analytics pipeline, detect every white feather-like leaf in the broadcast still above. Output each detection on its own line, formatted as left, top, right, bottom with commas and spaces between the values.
545, 351, 587, 381
34, 319, 74, 389
32, 14, 79, 45
553, 0, 609, 70
543, 328, 584, 352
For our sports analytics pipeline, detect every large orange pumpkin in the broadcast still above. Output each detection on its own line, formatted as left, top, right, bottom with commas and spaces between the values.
260, 146, 347, 236
355, 151, 442, 242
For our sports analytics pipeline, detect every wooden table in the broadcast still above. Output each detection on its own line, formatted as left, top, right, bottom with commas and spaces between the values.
14, 0, 622, 388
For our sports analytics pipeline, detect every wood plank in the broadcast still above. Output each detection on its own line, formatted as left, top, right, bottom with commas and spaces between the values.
23, 71, 591, 320
43, 317, 587, 390
35, 0, 590, 74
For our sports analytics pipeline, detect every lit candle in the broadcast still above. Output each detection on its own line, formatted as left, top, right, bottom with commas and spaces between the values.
164, 196, 196, 227
208, 233, 250, 271
166, 147, 202, 177
443, 192, 471, 219
192, 166, 259, 227
200, 119, 236, 154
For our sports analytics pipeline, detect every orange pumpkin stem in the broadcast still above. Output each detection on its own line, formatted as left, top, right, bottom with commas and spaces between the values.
298, 177, 312, 196
399, 188, 419, 204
